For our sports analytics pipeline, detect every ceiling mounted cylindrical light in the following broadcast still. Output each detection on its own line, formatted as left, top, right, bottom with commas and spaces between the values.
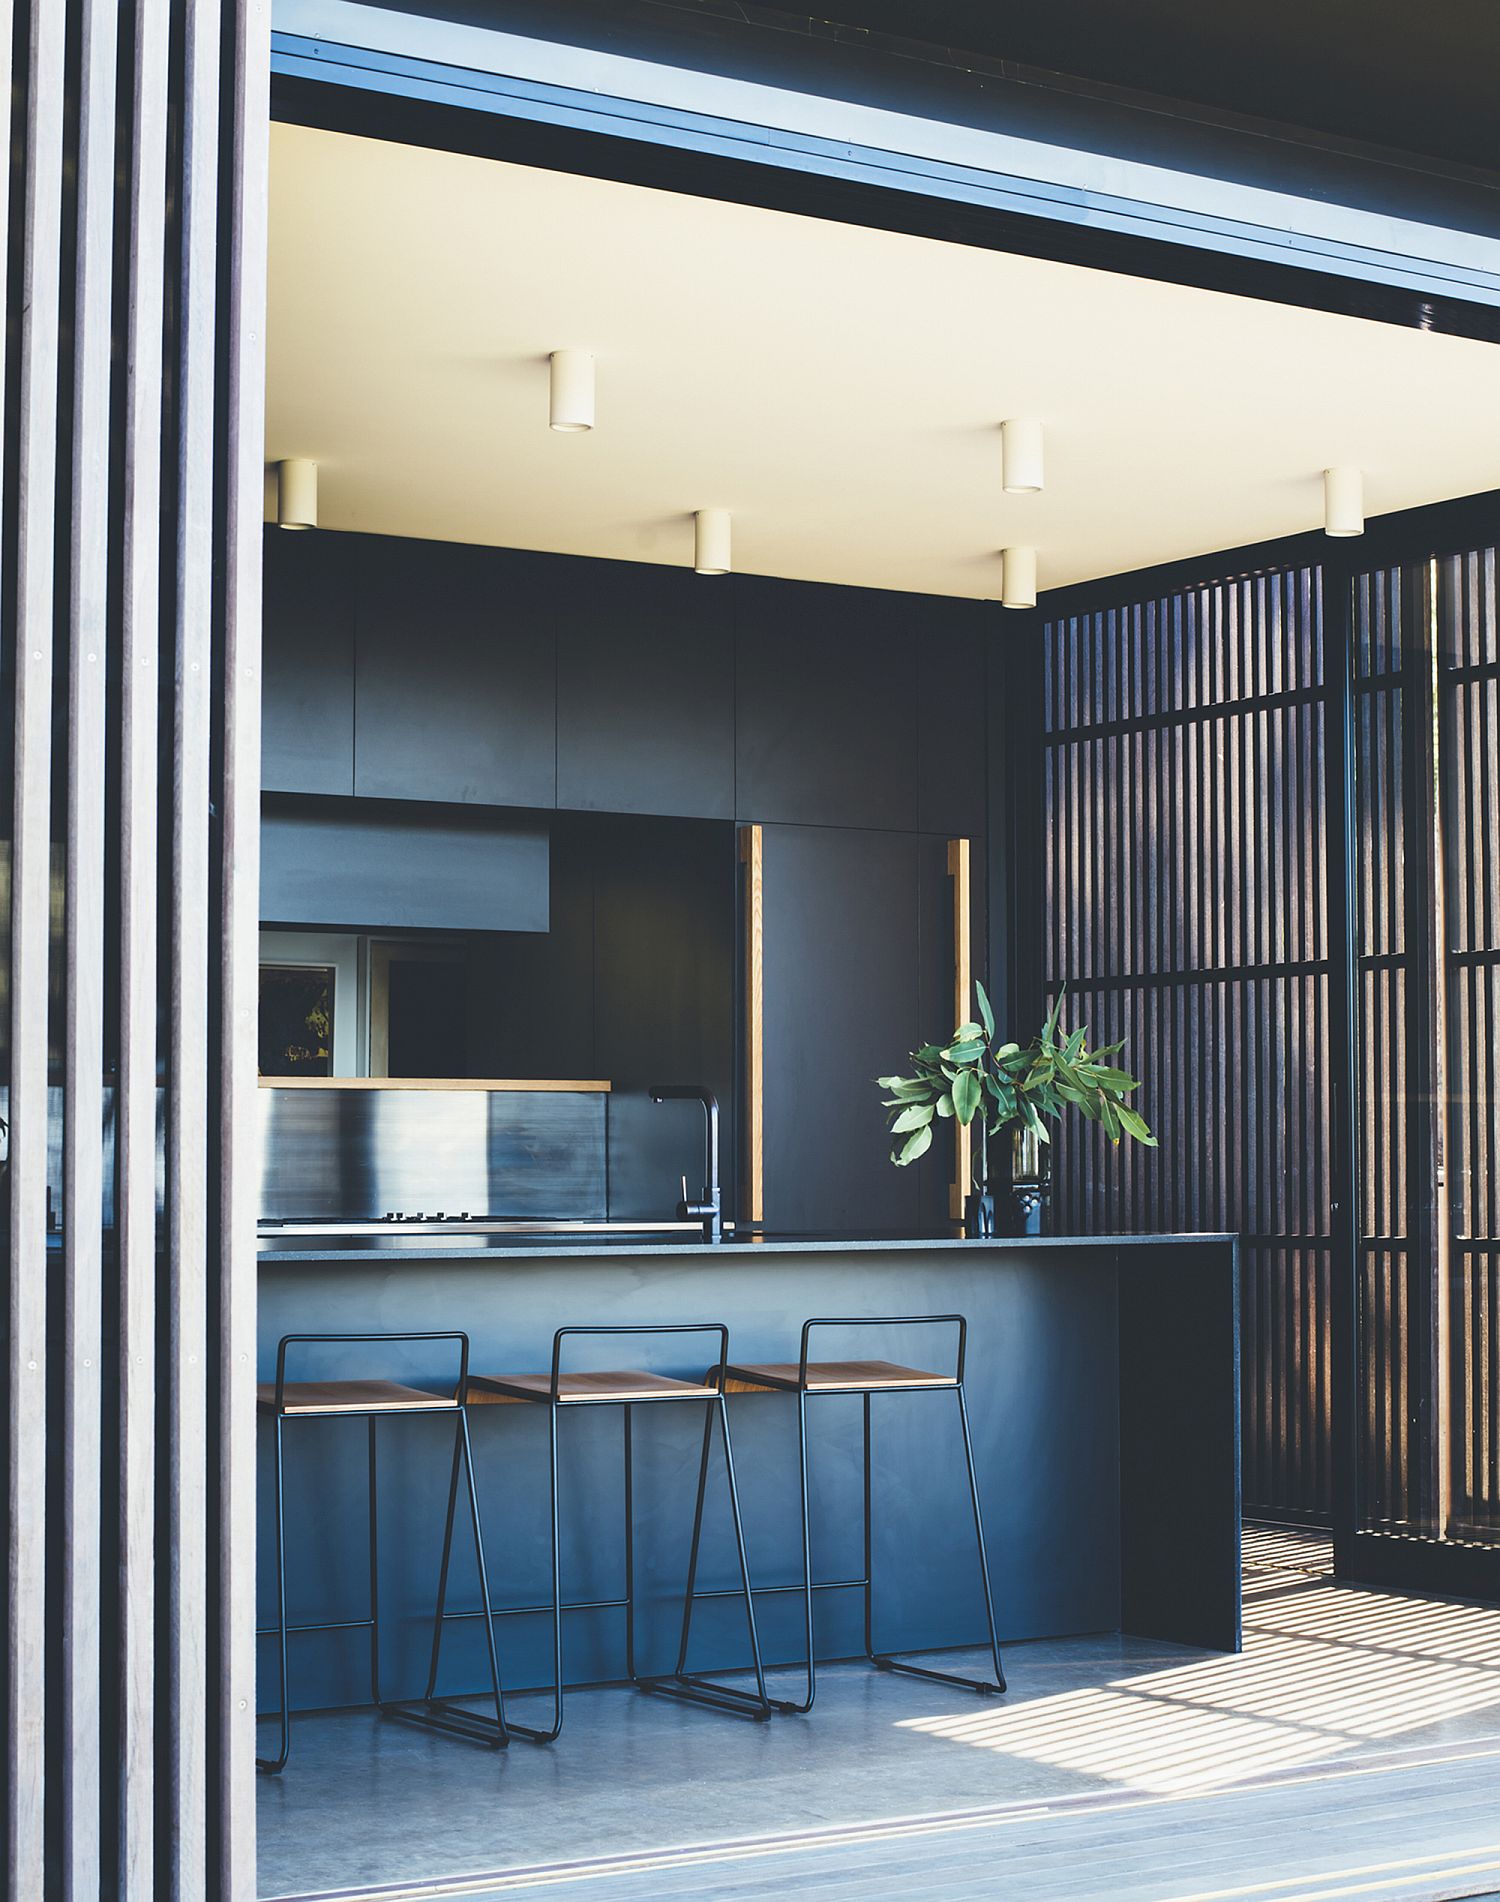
1001, 418, 1044, 494
694, 508, 731, 576
549, 349, 594, 433
1001, 545, 1037, 610
1324, 465, 1364, 537
277, 458, 317, 531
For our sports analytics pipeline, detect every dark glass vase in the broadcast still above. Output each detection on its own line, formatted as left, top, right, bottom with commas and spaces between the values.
1002, 1125, 1052, 1237
964, 1120, 1053, 1237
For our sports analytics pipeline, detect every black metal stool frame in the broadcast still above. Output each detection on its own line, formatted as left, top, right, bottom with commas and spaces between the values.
425, 1322, 774, 1744
677, 1313, 1005, 1715
255, 1330, 509, 1773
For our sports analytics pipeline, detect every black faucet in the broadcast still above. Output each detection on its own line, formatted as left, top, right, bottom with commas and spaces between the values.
648, 1084, 722, 1242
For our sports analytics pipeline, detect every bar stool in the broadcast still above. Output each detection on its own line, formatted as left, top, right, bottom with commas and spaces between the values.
678, 1313, 1005, 1713
256, 1331, 507, 1773
425, 1323, 773, 1742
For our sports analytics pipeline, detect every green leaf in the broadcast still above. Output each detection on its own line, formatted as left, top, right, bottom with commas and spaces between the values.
1115, 1104, 1158, 1146
1100, 1095, 1122, 1143
890, 1103, 935, 1133
994, 1041, 1021, 1061
1063, 1025, 1086, 1062
935, 1093, 955, 1118
952, 1068, 982, 1125
975, 980, 996, 1041
894, 1123, 934, 1166
1089, 1066, 1141, 1092
951, 1022, 984, 1043
887, 1077, 935, 1100
943, 1040, 986, 1064
1019, 1095, 1050, 1141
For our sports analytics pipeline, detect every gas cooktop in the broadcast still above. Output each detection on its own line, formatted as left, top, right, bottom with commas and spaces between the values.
257, 1215, 716, 1237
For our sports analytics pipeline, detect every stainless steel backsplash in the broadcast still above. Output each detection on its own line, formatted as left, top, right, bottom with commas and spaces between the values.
257, 1087, 607, 1222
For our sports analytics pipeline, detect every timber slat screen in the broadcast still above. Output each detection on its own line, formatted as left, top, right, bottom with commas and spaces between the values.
1351, 564, 1427, 1538
1039, 569, 1335, 1521
1, 0, 267, 1896
1441, 547, 1500, 1545
1353, 548, 1500, 1548
1037, 541, 1500, 1548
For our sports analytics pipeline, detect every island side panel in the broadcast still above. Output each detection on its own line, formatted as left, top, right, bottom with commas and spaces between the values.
1117, 1238, 1242, 1652
255, 1242, 1122, 1708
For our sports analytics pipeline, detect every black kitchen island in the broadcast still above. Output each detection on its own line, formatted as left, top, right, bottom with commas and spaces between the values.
256, 1231, 1239, 1716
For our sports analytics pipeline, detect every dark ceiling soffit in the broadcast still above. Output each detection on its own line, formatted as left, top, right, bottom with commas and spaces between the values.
1033, 487, 1500, 622
270, 34, 1500, 346
645, 0, 1500, 197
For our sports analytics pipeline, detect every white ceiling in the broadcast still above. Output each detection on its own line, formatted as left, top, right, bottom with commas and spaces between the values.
266, 121, 1500, 599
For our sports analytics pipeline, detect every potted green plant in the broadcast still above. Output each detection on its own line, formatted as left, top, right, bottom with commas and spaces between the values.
877, 983, 1157, 1235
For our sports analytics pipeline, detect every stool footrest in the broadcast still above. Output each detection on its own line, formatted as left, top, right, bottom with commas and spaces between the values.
382, 1697, 509, 1747
688, 1575, 868, 1603
255, 1616, 374, 1640
439, 1593, 630, 1623
637, 1673, 774, 1720
873, 1653, 1004, 1695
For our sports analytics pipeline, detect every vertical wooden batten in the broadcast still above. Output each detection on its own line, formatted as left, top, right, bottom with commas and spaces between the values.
169, 0, 225, 1885
741, 824, 765, 1226
119, 1, 172, 1886
220, 3, 272, 1893
948, 839, 973, 1222
9, 0, 67, 1891
62, 0, 119, 1892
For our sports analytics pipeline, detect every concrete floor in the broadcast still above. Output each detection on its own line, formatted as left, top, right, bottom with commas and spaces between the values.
258, 1528, 1500, 1902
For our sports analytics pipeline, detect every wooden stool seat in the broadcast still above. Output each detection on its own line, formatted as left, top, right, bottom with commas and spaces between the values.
257, 1378, 456, 1415
468, 1369, 714, 1405
721, 1359, 954, 1394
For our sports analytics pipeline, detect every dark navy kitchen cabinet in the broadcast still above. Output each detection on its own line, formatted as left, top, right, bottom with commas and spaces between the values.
353, 536, 558, 808
555, 557, 735, 820
917, 600, 992, 836
734, 576, 916, 830
759, 822, 955, 1232
260, 795, 550, 933
262, 527, 357, 796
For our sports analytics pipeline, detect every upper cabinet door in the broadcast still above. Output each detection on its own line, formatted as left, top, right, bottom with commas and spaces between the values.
734, 577, 917, 830
262, 527, 356, 796
555, 557, 734, 819
917, 601, 993, 837
353, 537, 557, 808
